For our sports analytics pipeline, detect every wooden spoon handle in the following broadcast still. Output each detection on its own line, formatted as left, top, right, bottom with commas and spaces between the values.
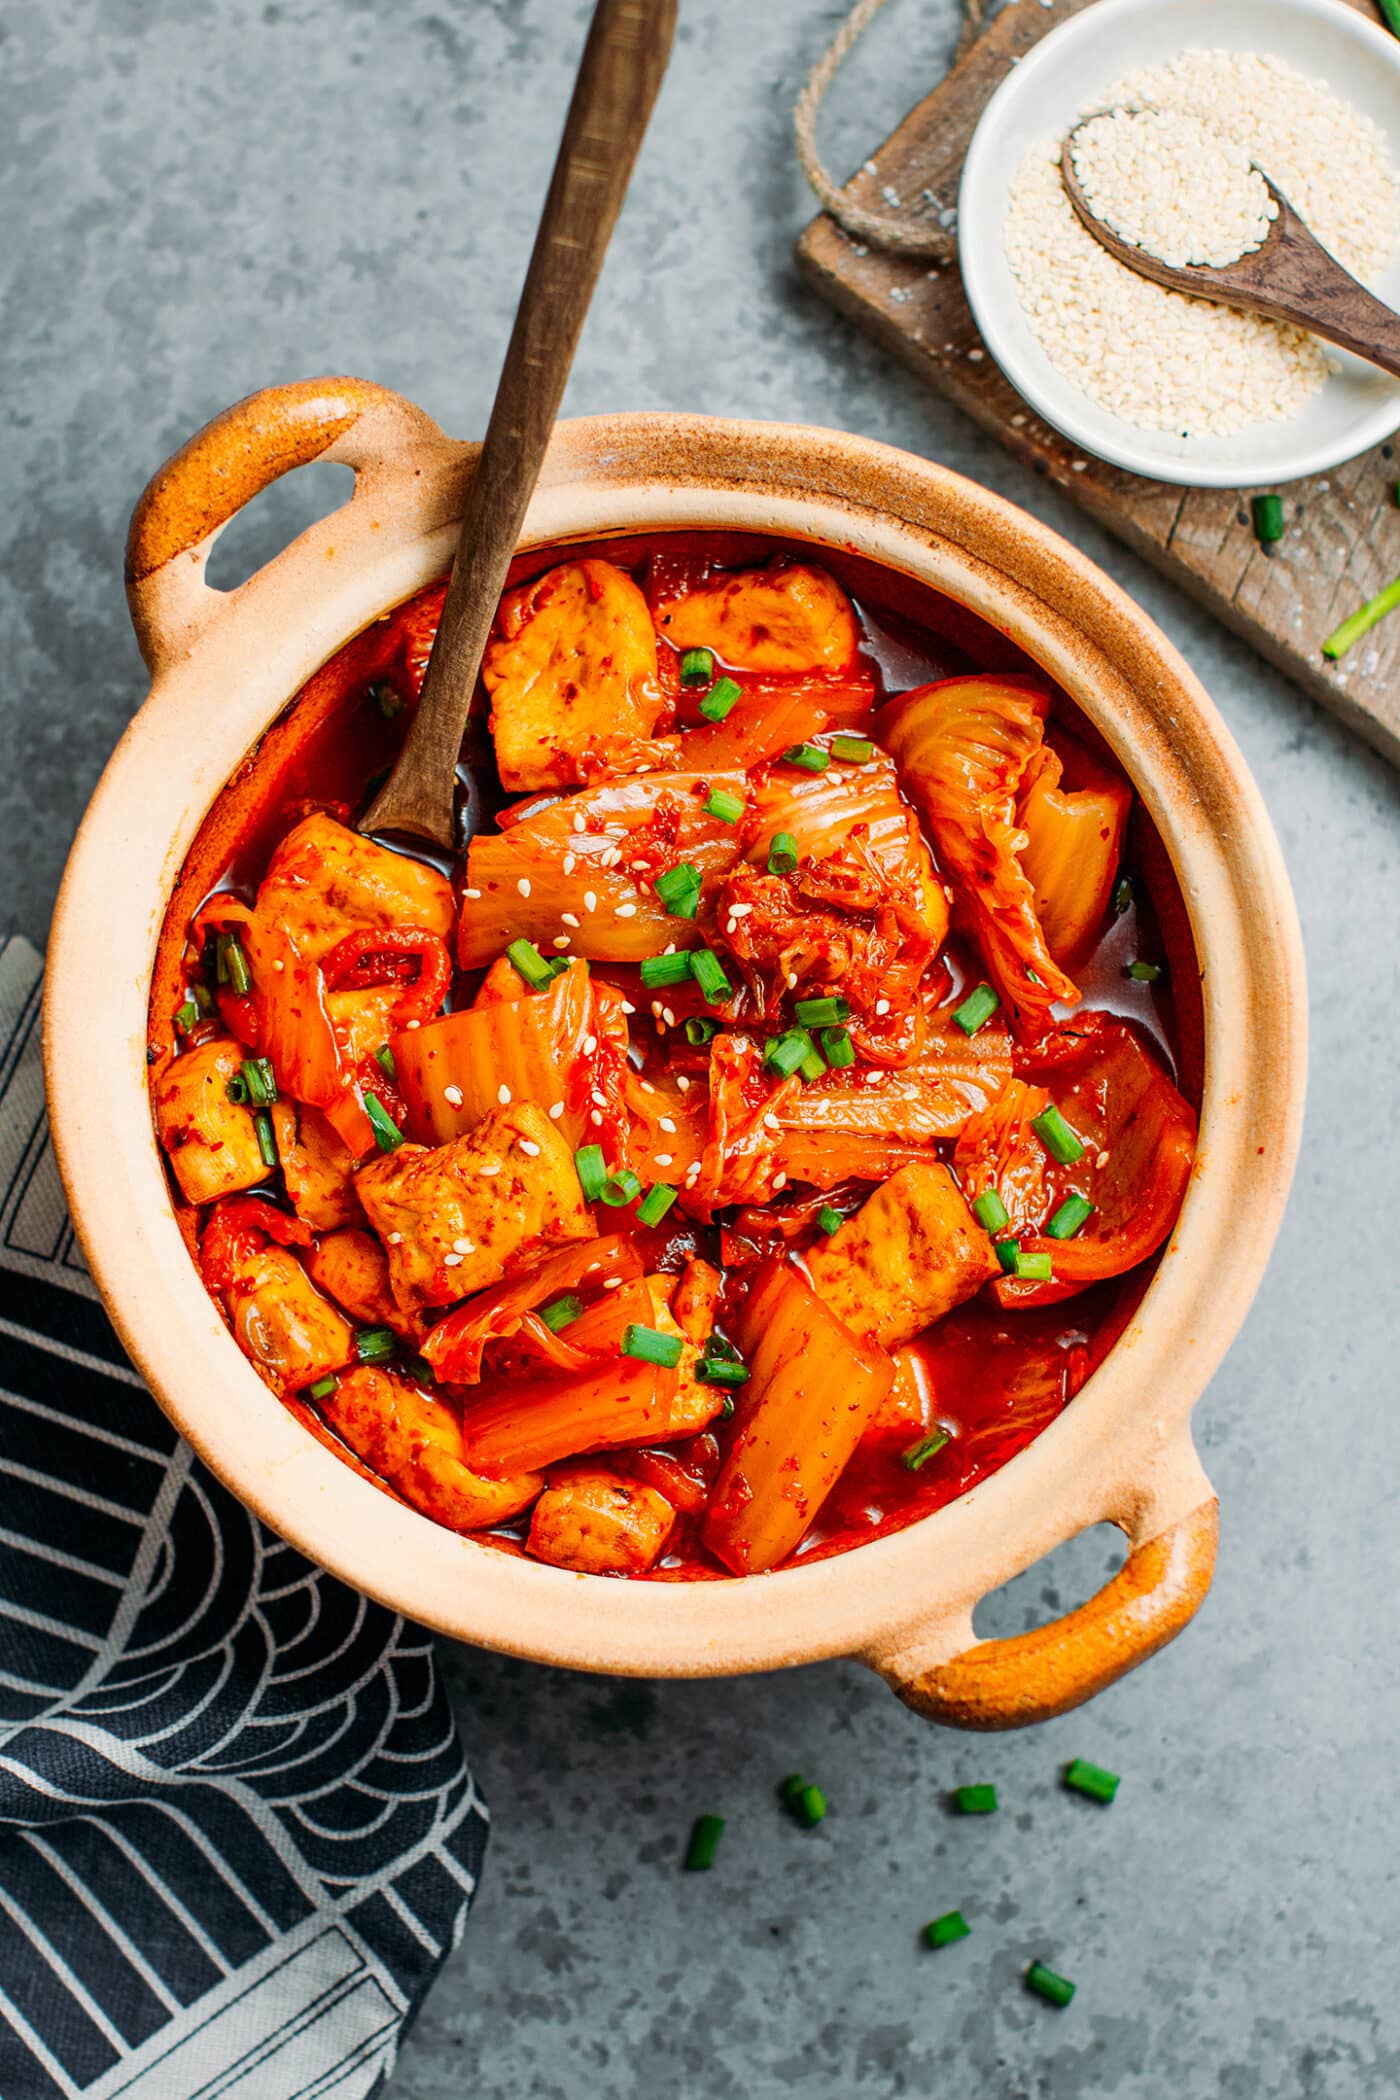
362, 0, 677, 844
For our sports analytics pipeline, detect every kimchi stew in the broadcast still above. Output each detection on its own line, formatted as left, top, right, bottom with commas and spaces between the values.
148, 536, 1199, 1580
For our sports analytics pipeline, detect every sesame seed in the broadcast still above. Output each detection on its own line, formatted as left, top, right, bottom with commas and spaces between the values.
549, 1101, 565, 1120
553, 936, 571, 950
616, 903, 637, 918
685, 1162, 701, 1185
728, 902, 753, 919
786, 971, 798, 989
405, 1018, 421, 1030
676, 1076, 690, 1092
658, 1117, 677, 1133
517, 877, 531, 897
1097, 1149, 1111, 1169
663, 1008, 676, 1027
497, 1084, 511, 1105
562, 912, 581, 927
640, 1081, 656, 1094
603, 1276, 623, 1289
631, 858, 649, 870
444, 1252, 463, 1268
864, 1070, 882, 1085
583, 1035, 598, 1054
763, 1113, 780, 1131
443, 1084, 464, 1107
875, 998, 891, 1015
453, 1236, 474, 1254
480, 1162, 501, 1177
464, 887, 481, 899
591, 1089, 608, 1108
387, 1231, 403, 1244
518, 1140, 540, 1157
273, 959, 285, 973
621, 1000, 636, 1014
562, 854, 577, 875
573, 813, 586, 833
773, 1172, 787, 1190
584, 891, 598, 913
655, 1153, 674, 1166
591, 1109, 604, 1126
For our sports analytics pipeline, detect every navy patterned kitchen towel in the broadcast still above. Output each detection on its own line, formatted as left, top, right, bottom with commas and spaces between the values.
0, 935, 487, 2100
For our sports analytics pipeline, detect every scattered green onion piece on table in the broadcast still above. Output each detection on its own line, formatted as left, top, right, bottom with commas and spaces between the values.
925, 1911, 971, 1949
370, 679, 403, 718
1031, 1104, 1084, 1165
636, 1182, 678, 1228
830, 733, 875, 763
1046, 1194, 1094, 1241
816, 1204, 843, 1236
174, 998, 200, 1034
307, 1375, 338, 1401
539, 1294, 584, 1334
685, 1014, 721, 1046
794, 994, 850, 1028
684, 1813, 725, 1871
364, 1093, 404, 1153
1322, 573, 1400, 660
1112, 874, 1134, 915
1251, 493, 1284, 547
622, 1323, 684, 1369
781, 741, 830, 773
640, 951, 694, 990
240, 1056, 278, 1108
506, 936, 555, 989
655, 863, 702, 916
355, 1327, 396, 1365
1124, 959, 1163, 983
699, 676, 742, 722
973, 1188, 1010, 1234
953, 982, 999, 1036
1063, 1758, 1120, 1804
794, 1783, 827, 1827
374, 1042, 398, 1083
951, 1784, 998, 1815
994, 1238, 1020, 1273
1013, 1249, 1054, 1282
679, 647, 715, 687
1026, 1962, 1075, 2009
821, 1025, 855, 1069
901, 1428, 950, 1472
253, 1110, 278, 1170
697, 1354, 749, 1389
601, 1168, 644, 1208
691, 950, 732, 1005
574, 1145, 608, 1202
767, 831, 799, 876
704, 787, 745, 825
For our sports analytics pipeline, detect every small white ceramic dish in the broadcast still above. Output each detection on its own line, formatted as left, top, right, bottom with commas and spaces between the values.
959, 0, 1400, 487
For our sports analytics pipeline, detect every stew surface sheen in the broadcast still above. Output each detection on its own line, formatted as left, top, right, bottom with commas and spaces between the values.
148, 534, 1199, 1582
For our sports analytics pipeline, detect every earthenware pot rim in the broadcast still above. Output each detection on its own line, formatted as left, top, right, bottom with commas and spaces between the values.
43, 395, 1306, 1690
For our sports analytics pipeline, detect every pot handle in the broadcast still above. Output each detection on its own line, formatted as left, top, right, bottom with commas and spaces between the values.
871, 1490, 1219, 1732
124, 376, 452, 672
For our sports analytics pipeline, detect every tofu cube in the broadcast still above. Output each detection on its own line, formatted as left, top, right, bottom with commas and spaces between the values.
527, 1465, 675, 1575
805, 1161, 999, 1350
154, 1036, 269, 1206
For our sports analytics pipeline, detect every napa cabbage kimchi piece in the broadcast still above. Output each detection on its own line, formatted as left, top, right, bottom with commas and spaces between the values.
150, 542, 1197, 1580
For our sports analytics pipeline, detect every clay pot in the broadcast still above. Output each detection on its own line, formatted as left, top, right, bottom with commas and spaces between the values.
44, 379, 1306, 1727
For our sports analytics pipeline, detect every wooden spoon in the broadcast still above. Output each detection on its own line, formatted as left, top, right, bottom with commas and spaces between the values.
1059, 118, 1400, 381
361, 0, 676, 848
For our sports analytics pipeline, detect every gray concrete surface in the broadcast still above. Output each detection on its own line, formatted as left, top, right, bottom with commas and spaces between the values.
5, 2, 1399, 2095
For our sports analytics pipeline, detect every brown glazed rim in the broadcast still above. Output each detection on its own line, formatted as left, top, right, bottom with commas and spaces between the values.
43, 383, 1306, 1727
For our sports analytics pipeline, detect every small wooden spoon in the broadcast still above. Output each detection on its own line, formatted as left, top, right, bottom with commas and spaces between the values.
361, 0, 676, 848
1059, 118, 1400, 381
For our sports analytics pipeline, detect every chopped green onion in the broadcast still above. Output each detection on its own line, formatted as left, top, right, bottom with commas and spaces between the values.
766, 831, 799, 876
640, 951, 694, 989
374, 1042, 398, 1084
539, 1294, 584, 1333
253, 1110, 278, 1170
225, 1071, 250, 1105
370, 679, 404, 718
697, 1354, 750, 1388
994, 1238, 1020, 1273
364, 1092, 405, 1153
781, 741, 830, 773
622, 1323, 684, 1368
679, 647, 715, 688
699, 676, 742, 722
901, 1428, 950, 1471
685, 1015, 721, 1046
1112, 874, 1134, 915
174, 998, 200, 1034
636, 1182, 678, 1228
925, 1911, 971, 1949
953, 982, 999, 1036
355, 1326, 397, 1365
1046, 1194, 1094, 1240
798, 1047, 826, 1083
404, 1353, 436, 1385
307, 1374, 338, 1401
816, 1205, 843, 1236
601, 1168, 644, 1208
1026, 1962, 1075, 2009
1031, 1104, 1084, 1165
690, 950, 732, 1005
704, 788, 745, 825
793, 1783, 827, 1827
1251, 493, 1285, 547
193, 982, 215, 1015
1013, 1249, 1054, 1282
1063, 1758, 1120, 1804
216, 932, 253, 996
705, 1333, 743, 1363
794, 994, 850, 1028
655, 862, 702, 913
240, 1056, 278, 1108
821, 1025, 855, 1069
951, 1784, 997, 1815
1124, 959, 1163, 983
574, 1145, 608, 1201
1322, 573, 1400, 660
972, 1189, 1010, 1234
764, 1029, 813, 1078
830, 733, 874, 763
684, 1812, 725, 1870
506, 936, 556, 989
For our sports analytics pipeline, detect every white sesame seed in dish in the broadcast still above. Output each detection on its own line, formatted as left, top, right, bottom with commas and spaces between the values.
497, 1084, 511, 1105
443, 1252, 463, 1268
654, 1153, 673, 1166
561, 911, 580, 927
549, 1101, 565, 1120
616, 903, 637, 918
443, 1084, 464, 1107
517, 877, 531, 897
572, 813, 586, 834
517, 1140, 540, 1158
583, 1035, 598, 1055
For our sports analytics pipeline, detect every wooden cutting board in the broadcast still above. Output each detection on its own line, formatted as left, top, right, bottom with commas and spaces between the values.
795, 0, 1400, 767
